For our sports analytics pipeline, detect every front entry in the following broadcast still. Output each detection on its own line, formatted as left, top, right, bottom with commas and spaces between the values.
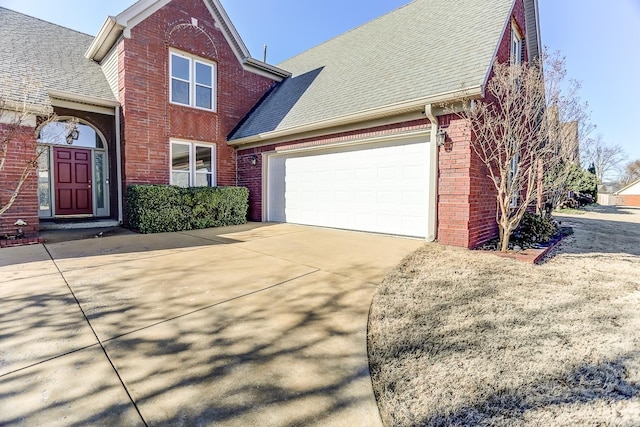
54, 147, 93, 216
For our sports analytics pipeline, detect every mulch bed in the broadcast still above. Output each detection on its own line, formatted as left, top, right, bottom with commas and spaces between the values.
475, 226, 573, 264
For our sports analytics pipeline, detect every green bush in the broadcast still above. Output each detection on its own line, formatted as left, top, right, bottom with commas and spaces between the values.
512, 212, 559, 245
126, 185, 249, 233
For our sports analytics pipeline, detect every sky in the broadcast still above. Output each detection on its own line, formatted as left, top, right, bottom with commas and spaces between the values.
1, 0, 638, 171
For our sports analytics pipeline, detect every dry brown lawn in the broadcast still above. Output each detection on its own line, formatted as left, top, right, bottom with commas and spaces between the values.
368, 206, 640, 426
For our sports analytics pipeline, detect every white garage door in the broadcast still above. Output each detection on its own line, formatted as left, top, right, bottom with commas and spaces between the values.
267, 137, 430, 237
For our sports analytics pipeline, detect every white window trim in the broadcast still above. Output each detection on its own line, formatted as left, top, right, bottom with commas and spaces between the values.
170, 139, 217, 187
510, 153, 520, 208
511, 26, 523, 65
170, 50, 217, 112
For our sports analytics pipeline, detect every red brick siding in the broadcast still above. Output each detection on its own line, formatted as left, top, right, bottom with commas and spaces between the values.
119, 0, 276, 189
495, 0, 529, 65
618, 195, 640, 207
238, 115, 495, 248
460, 0, 529, 248
437, 115, 472, 247
0, 123, 39, 235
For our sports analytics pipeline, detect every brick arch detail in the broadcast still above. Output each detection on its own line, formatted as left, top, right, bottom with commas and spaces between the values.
165, 21, 219, 60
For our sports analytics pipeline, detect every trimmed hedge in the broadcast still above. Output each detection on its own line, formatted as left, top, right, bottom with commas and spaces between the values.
126, 185, 249, 234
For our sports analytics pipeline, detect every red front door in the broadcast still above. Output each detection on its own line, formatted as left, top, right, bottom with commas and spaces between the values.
54, 147, 93, 216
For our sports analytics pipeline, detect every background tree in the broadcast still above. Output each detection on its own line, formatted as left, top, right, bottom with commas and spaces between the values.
540, 53, 593, 211
581, 134, 626, 184
456, 52, 590, 252
565, 163, 597, 199
0, 77, 62, 217
620, 159, 640, 186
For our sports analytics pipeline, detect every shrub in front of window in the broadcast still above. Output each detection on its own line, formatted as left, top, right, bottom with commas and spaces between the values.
126, 185, 248, 233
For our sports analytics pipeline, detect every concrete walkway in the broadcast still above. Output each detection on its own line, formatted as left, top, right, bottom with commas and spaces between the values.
0, 223, 422, 426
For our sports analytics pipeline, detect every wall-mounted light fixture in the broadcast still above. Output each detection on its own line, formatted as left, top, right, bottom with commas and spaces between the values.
436, 128, 447, 146
250, 154, 259, 166
66, 125, 79, 145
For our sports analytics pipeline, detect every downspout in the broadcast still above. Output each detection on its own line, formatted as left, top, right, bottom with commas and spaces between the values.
115, 105, 123, 224
424, 104, 439, 242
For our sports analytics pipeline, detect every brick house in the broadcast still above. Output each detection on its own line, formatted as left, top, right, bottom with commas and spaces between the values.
615, 179, 640, 207
0, 0, 541, 248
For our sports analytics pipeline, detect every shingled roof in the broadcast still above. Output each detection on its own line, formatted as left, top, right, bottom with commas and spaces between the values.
230, 0, 518, 142
0, 7, 116, 108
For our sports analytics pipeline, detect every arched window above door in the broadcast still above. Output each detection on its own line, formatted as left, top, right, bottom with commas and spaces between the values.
38, 120, 105, 149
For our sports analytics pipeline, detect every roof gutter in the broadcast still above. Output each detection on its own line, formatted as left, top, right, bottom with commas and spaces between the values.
243, 58, 291, 80
229, 85, 483, 147
48, 90, 120, 107
85, 17, 125, 62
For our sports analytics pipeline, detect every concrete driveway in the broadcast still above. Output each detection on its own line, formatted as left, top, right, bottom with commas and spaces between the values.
0, 223, 422, 426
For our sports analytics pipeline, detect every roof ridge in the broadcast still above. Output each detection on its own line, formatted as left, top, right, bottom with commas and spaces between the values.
277, 0, 417, 67
0, 6, 95, 38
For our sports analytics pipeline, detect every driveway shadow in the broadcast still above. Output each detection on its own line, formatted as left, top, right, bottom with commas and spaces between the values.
1, 224, 421, 426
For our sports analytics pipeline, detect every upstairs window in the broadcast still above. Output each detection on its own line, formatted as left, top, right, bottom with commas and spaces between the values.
170, 51, 216, 111
511, 25, 524, 65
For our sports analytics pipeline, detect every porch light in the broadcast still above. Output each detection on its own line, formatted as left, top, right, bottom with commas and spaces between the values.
66, 125, 79, 144
436, 128, 447, 146
250, 154, 259, 166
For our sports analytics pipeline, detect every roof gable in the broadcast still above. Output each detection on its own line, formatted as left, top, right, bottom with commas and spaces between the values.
230, 0, 523, 143
86, 0, 288, 80
616, 179, 640, 195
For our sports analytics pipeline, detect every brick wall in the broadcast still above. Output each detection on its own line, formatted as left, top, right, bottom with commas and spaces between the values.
460, 0, 529, 248
618, 195, 640, 207
495, 0, 529, 66
118, 0, 276, 189
0, 123, 39, 235
238, 115, 496, 248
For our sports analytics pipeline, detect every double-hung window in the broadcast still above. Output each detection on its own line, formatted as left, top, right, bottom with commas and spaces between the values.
171, 140, 216, 187
511, 25, 523, 65
170, 51, 216, 111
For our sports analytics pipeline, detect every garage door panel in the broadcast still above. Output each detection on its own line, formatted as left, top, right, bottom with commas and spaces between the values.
268, 137, 430, 237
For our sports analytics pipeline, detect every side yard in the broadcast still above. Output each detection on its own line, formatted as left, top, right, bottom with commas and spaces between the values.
368, 206, 640, 426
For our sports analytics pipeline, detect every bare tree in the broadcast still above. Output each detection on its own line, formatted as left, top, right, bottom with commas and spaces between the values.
581, 134, 626, 184
0, 77, 60, 217
455, 52, 590, 252
542, 53, 594, 210
619, 159, 640, 187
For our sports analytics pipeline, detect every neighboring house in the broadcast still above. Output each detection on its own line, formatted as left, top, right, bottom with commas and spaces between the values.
615, 179, 640, 207
0, 0, 541, 249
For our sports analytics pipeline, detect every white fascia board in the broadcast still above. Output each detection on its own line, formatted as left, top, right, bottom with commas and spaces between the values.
48, 90, 120, 115
204, 0, 250, 57
85, 17, 124, 61
243, 58, 291, 80
229, 86, 482, 147
0, 109, 38, 127
85, 0, 170, 61
202, 0, 289, 81
119, 0, 172, 38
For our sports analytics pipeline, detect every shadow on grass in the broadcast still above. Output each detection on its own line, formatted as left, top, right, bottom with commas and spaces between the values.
422, 355, 640, 426
553, 213, 640, 257
369, 210, 640, 427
